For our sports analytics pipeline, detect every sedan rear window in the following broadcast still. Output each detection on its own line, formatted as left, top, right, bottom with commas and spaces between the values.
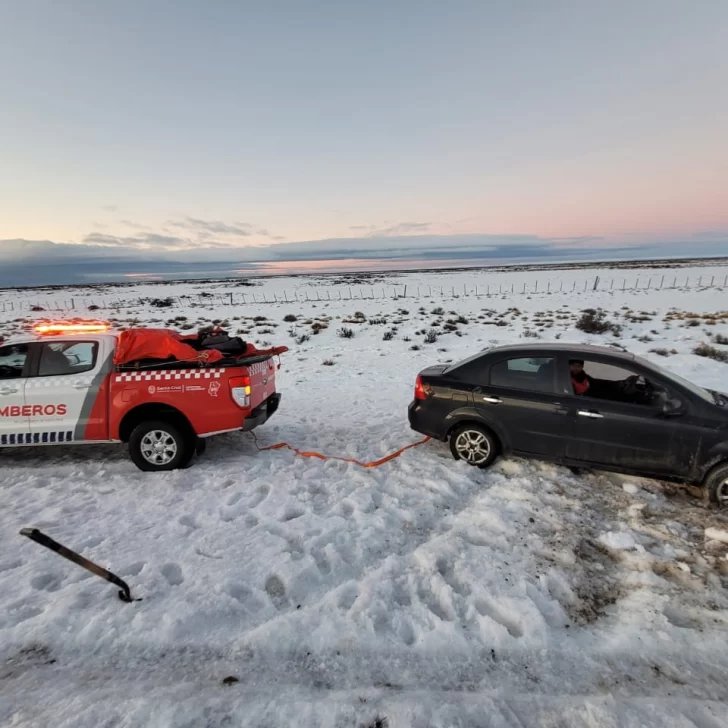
489, 356, 556, 394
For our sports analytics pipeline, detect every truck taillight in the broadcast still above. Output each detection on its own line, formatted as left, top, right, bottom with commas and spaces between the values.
414, 375, 426, 400
229, 375, 251, 409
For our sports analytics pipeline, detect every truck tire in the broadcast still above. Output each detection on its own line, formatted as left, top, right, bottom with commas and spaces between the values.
706, 462, 728, 508
129, 420, 194, 472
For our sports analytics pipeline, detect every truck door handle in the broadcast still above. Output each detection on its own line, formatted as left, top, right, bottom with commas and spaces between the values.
577, 410, 604, 419
0, 386, 19, 395
481, 395, 502, 404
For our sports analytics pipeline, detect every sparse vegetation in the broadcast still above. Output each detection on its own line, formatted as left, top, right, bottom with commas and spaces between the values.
322, 359, 335, 366
431, 307, 445, 315
456, 315, 468, 324
295, 334, 310, 345
410, 344, 421, 351
403, 336, 411, 342
283, 314, 297, 322
637, 335, 653, 343
424, 329, 438, 344
649, 348, 677, 357
693, 343, 728, 362
575, 308, 621, 336
338, 327, 355, 339
383, 330, 394, 341
714, 333, 728, 345
148, 297, 175, 308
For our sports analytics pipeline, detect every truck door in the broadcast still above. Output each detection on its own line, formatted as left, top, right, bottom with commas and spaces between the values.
0, 343, 31, 445
25, 338, 111, 443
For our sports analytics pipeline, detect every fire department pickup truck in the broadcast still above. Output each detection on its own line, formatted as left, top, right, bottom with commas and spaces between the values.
0, 322, 284, 471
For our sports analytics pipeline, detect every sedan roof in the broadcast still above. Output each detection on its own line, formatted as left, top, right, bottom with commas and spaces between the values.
485, 342, 636, 360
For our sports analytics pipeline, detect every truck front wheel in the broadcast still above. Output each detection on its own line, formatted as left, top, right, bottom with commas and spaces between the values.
129, 420, 194, 472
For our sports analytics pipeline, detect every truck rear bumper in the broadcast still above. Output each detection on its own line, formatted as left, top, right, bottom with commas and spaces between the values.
242, 393, 281, 432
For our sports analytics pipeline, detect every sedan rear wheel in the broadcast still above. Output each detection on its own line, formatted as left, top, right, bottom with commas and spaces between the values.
450, 424, 497, 469
705, 463, 728, 508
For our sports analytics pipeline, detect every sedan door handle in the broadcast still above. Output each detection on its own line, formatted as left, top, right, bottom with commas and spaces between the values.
481, 395, 502, 404
0, 386, 19, 395
577, 410, 604, 419
72, 382, 89, 389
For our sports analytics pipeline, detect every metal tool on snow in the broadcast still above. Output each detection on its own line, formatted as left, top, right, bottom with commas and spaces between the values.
20, 528, 140, 603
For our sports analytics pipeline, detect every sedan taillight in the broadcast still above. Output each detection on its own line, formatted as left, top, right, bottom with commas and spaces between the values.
229, 375, 251, 409
414, 375, 426, 400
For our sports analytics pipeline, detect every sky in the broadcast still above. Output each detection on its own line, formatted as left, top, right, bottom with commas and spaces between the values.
1, 0, 727, 285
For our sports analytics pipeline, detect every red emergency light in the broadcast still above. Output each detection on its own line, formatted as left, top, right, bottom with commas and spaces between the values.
34, 321, 110, 335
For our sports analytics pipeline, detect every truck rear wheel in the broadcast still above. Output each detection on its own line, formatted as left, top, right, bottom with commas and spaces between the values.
129, 420, 194, 472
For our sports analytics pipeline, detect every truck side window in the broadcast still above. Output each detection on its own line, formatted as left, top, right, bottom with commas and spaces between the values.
37, 342, 99, 377
0, 344, 28, 379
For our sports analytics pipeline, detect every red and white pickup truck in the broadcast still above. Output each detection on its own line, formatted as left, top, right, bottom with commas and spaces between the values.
0, 322, 285, 470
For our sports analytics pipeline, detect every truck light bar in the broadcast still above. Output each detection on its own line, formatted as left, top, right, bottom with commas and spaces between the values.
34, 322, 110, 335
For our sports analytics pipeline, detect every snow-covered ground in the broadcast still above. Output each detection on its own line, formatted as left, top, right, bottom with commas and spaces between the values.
2, 263, 728, 727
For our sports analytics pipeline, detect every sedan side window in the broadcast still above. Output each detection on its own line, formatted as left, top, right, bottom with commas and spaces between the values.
568, 358, 667, 407
489, 357, 556, 394
0, 344, 29, 379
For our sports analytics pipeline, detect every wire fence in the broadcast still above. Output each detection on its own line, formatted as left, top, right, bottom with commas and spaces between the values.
1, 272, 726, 314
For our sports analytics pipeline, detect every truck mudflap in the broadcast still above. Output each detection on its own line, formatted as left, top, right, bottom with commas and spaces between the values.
242, 393, 281, 432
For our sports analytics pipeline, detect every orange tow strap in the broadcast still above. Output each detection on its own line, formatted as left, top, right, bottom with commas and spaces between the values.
250, 433, 431, 468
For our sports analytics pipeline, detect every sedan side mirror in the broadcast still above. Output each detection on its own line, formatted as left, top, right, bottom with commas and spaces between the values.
662, 398, 684, 417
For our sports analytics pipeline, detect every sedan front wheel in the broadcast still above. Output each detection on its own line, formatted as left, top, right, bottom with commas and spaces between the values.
449, 424, 498, 469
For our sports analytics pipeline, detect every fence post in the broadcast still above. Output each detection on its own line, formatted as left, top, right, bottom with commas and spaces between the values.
534, 281, 538, 293
647, 277, 651, 289
659, 275, 664, 289
584, 280, 588, 291
699, 276, 703, 287
610, 279, 613, 290
711, 276, 715, 287
592, 276, 599, 291
230, 292, 234, 305
635, 277, 639, 290
560, 280, 563, 292
573, 281, 576, 292
547, 281, 550, 292
523, 282, 527, 293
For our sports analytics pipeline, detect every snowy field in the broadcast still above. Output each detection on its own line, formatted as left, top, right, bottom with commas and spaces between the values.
2, 263, 728, 727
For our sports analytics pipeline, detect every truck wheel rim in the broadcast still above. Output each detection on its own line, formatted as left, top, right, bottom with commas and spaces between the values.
718, 478, 728, 504
140, 430, 178, 466
455, 430, 490, 464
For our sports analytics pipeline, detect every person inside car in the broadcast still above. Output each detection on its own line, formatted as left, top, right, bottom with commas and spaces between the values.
570, 359, 592, 395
